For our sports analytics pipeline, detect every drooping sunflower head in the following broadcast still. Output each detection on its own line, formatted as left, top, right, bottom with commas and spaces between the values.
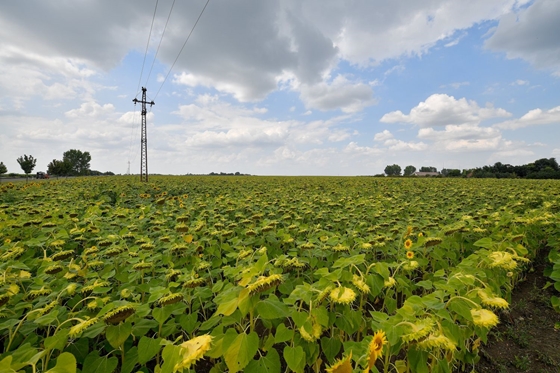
69, 317, 99, 338
417, 332, 456, 352
352, 274, 370, 294
247, 274, 284, 295
401, 318, 434, 343
157, 293, 184, 306
470, 308, 499, 328
424, 237, 443, 247
174, 335, 214, 371
367, 330, 387, 370
478, 289, 509, 309
329, 286, 357, 305
103, 305, 135, 325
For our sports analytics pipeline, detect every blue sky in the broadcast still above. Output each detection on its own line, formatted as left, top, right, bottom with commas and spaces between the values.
1, 0, 559, 175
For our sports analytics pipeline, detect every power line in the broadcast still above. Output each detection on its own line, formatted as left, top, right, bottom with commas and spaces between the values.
144, 0, 176, 88
153, 0, 210, 101
136, 0, 160, 93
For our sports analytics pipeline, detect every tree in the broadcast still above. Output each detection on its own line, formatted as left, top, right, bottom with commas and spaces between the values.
419, 166, 437, 173
0, 162, 7, 178
63, 149, 91, 176
403, 165, 416, 176
47, 159, 72, 178
17, 154, 37, 182
384, 164, 402, 176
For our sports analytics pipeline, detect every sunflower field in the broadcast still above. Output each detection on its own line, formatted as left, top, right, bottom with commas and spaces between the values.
1, 176, 560, 373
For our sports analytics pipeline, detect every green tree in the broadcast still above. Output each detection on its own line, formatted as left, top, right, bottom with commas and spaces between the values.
63, 149, 91, 176
47, 159, 72, 178
0, 162, 7, 178
17, 154, 37, 182
384, 164, 402, 176
403, 165, 416, 176
419, 166, 437, 173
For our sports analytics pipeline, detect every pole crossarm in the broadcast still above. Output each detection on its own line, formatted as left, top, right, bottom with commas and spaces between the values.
132, 87, 155, 182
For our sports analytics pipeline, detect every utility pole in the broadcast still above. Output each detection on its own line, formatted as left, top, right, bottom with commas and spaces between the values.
133, 87, 155, 182
126, 160, 130, 175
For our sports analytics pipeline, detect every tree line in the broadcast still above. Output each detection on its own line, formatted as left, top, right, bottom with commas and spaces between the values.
0, 149, 100, 181
383, 157, 560, 179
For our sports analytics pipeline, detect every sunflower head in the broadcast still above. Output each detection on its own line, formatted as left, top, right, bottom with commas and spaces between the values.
367, 330, 387, 370
406, 251, 414, 259
247, 274, 283, 295
103, 305, 135, 325
174, 335, 213, 371
404, 239, 413, 250
478, 289, 509, 309
470, 308, 499, 328
329, 286, 356, 305
326, 351, 352, 373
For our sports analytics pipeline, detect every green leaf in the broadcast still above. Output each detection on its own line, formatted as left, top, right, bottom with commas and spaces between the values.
138, 336, 162, 365
105, 321, 132, 349
551, 296, 560, 313
44, 329, 69, 351
0, 356, 16, 373
320, 337, 341, 364
274, 324, 293, 344
283, 346, 305, 373
82, 351, 118, 373
178, 313, 199, 334
256, 298, 289, 319
245, 349, 281, 373
332, 254, 365, 268
224, 331, 259, 373
45, 352, 76, 373
473, 237, 494, 249
122, 346, 138, 373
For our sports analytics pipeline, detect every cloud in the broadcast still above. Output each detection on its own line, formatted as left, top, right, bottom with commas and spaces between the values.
380, 94, 511, 127
299, 75, 376, 113
65, 101, 115, 118
510, 79, 529, 86
494, 105, 560, 129
485, 0, 560, 76
374, 130, 394, 142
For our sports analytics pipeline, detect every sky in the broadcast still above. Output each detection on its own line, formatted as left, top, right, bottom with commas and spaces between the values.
1, 0, 560, 176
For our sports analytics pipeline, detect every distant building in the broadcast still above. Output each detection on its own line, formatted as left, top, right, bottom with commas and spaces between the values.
414, 171, 440, 177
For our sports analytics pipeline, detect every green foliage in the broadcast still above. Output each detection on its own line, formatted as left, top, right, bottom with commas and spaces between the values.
403, 165, 416, 176
47, 159, 72, 177
0, 176, 559, 372
16, 154, 37, 177
62, 149, 91, 176
0, 162, 7, 176
384, 163, 402, 176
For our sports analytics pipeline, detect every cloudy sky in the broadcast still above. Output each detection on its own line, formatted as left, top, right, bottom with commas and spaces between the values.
1, 0, 559, 176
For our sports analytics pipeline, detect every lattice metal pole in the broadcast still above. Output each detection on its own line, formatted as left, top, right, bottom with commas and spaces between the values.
133, 87, 155, 182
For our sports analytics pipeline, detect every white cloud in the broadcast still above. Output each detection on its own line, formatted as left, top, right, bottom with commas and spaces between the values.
510, 79, 529, 86
65, 101, 115, 118
374, 130, 394, 142
494, 105, 560, 129
299, 75, 376, 113
380, 94, 511, 127
485, 0, 560, 76
418, 124, 502, 151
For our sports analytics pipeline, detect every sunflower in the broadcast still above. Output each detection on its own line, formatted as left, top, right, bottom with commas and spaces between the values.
329, 286, 357, 305
174, 335, 213, 371
406, 251, 414, 259
352, 274, 370, 294
367, 330, 387, 370
384, 277, 396, 288
247, 274, 283, 295
103, 305, 135, 325
326, 351, 352, 373
404, 239, 413, 249
478, 289, 509, 309
470, 308, 499, 328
